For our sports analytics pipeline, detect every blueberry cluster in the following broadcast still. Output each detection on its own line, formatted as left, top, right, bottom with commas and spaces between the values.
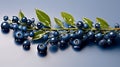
1, 15, 120, 56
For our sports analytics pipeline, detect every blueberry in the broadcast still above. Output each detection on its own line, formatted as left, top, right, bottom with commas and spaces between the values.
87, 31, 95, 40
37, 43, 47, 53
50, 37, 58, 43
24, 32, 29, 39
31, 18, 35, 23
70, 33, 76, 39
95, 33, 103, 41
76, 21, 84, 28
104, 33, 109, 40
72, 39, 82, 49
21, 17, 27, 23
23, 40, 31, 50
72, 39, 82, 46
3, 16, 8, 21
60, 33, 70, 41
27, 19, 32, 26
95, 23, 100, 29
18, 25, 22, 30
1, 22, 10, 33
59, 40, 68, 50
12, 16, 19, 23
107, 39, 112, 45
42, 33, 49, 40
29, 31, 34, 37
108, 31, 117, 39
59, 40, 66, 47
37, 22, 43, 29
22, 26, 27, 32
98, 39, 107, 47
53, 31, 59, 37
83, 23, 89, 29
12, 23, 18, 30
114, 23, 119, 28
14, 31, 24, 39
82, 34, 88, 41
1, 22, 10, 29
75, 30, 83, 39
9, 23, 13, 29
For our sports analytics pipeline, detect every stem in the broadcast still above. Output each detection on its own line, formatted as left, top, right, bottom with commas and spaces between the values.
40, 28, 120, 31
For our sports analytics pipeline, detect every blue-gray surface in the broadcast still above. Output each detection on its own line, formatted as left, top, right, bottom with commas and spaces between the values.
0, 0, 120, 67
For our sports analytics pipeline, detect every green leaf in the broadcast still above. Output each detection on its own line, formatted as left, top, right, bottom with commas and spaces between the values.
54, 17, 64, 28
32, 30, 46, 40
82, 17, 93, 28
96, 17, 109, 28
35, 9, 51, 27
61, 12, 75, 26
18, 10, 25, 20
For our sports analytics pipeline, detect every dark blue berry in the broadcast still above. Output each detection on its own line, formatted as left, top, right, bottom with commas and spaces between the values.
104, 33, 109, 40
37, 43, 47, 53
95, 33, 103, 41
12, 23, 18, 30
18, 25, 23, 30
24, 32, 29, 39
14, 31, 24, 39
21, 17, 27, 23
87, 31, 95, 40
42, 33, 49, 40
72, 39, 82, 46
53, 31, 59, 37
75, 30, 83, 39
22, 26, 27, 32
23, 40, 31, 50
3, 16, 8, 21
31, 18, 35, 23
12, 16, 19, 23
108, 31, 117, 39
107, 39, 112, 45
1, 22, 10, 33
72, 39, 82, 49
50, 37, 58, 43
82, 34, 88, 41
114, 23, 119, 28
76, 21, 84, 29
59, 40, 68, 50
95, 23, 100, 29
70, 33, 76, 39
9, 23, 13, 29
27, 19, 32, 25
1, 22, 10, 29
98, 39, 107, 47
60, 33, 70, 41
29, 31, 34, 37
37, 22, 43, 29
83, 23, 89, 29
